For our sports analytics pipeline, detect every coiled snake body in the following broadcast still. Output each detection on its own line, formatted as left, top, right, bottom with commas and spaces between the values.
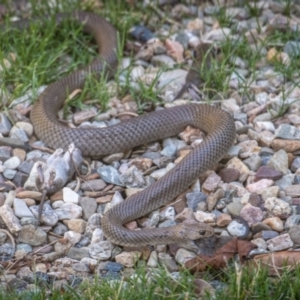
7, 12, 236, 248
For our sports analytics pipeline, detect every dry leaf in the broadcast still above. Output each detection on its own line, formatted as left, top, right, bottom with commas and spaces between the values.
250, 251, 300, 275
185, 238, 256, 273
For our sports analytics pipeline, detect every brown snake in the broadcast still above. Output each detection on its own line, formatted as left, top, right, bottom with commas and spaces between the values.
5, 11, 236, 249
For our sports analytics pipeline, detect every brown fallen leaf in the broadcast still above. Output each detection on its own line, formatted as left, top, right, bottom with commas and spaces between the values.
250, 251, 300, 275
185, 238, 256, 273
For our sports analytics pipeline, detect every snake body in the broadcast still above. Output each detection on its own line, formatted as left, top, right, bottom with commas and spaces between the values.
7, 12, 236, 248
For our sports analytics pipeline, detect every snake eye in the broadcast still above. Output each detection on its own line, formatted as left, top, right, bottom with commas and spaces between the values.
199, 230, 206, 235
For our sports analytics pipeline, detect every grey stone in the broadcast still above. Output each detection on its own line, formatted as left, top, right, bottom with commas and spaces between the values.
0, 113, 12, 135
243, 154, 262, 171
291, 157, 300, 172
158, 253, 178, 272
0, 138, 27, 150
142, 151, 161, 160
7, 278, 28, 293
80, 179, 106, 191
31, 203, 58, 226
158, 220, 177, 228
284, 41, 300, 57
18, 161, 34, 174
3, 169, 17, 179
13, 198, 34, 218
12, 172, 28, 187
88, 241, 114, 260
67, 247, 90, 260
18, 225, 47, 246
97, 165, 122, 186
52, 223, 68, 236
0, 243, 15, 258
186, 192, 207, 211
119, 166, 145, 188
0, 146, 12, 162
16, 244, 33, 254
3, 156, 21, 170
275, 124, 300, 140
267, 149, 289, 174
19, 217, 38, 226
79, 197, 97, 221
285, 215, 300, 229
9, 127, 28, 142
275, 174, 295, 190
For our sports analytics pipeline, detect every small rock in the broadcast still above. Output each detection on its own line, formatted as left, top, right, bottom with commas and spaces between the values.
13, 198, 34, 218
263, 217, 283, 232
264, 197, 292, 216
186, 192, 207, 211
158, 252, 178, 272
89, 241, 114, 260
3, 156, 21, 169
80, 179, 106, 191
202, 172, 221, 192
63, 187, 79, 204
54, 203, 82, 220
284, 185, 300, 197
218, 168, 240, 183
175, 248, 196, 265
251, 238, 267, 250
267, 149, 289, 174
18, 225, 47, 246
68, 219, 86, 233
119, 166, 145, 188
240, 203, 264, 226
266, 233, 293, 251
97, 166, 122, 186
227, 219, 248, 238
288, 225, 300, 245
147, 251, 158, 267
194, 211, 215, 223
79, 197, 97, 220
115, 251, 141, 267
216, 214, 232, 227
255, 166, 283, 181
0, 204, 22, 233
64, 231, 82, 246
246, 179, 274, 194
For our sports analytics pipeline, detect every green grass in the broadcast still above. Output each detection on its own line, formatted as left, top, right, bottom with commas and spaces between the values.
2, 263, 300, 299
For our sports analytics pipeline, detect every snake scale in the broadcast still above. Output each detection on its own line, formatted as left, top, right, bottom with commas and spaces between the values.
6, 11, 236, 249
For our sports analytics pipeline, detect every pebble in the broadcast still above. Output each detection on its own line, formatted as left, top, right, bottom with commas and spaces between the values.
288, 225, 300, 245
263, 217, 284, 232
227, 219, 248, 238
54, 203, 82, 220
13, 198, 34, 218
0, 204, 22, 233
88, 241, 114, 260
79, 197, 97, 220
63, 187, 80, 204
246, 179, 274, 194
266, 233, 293, 251
18, 224, 47, 246
236, 203, 264, 226
264, 197, 292, 216
218, 168, 240, 183
97, 166, 122, 186
80, 179, 106, 191
267, 149, 289, 174
115, 251, 141, 267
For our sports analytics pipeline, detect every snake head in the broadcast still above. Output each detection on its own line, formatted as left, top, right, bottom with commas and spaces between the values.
182, 220, 214, 240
